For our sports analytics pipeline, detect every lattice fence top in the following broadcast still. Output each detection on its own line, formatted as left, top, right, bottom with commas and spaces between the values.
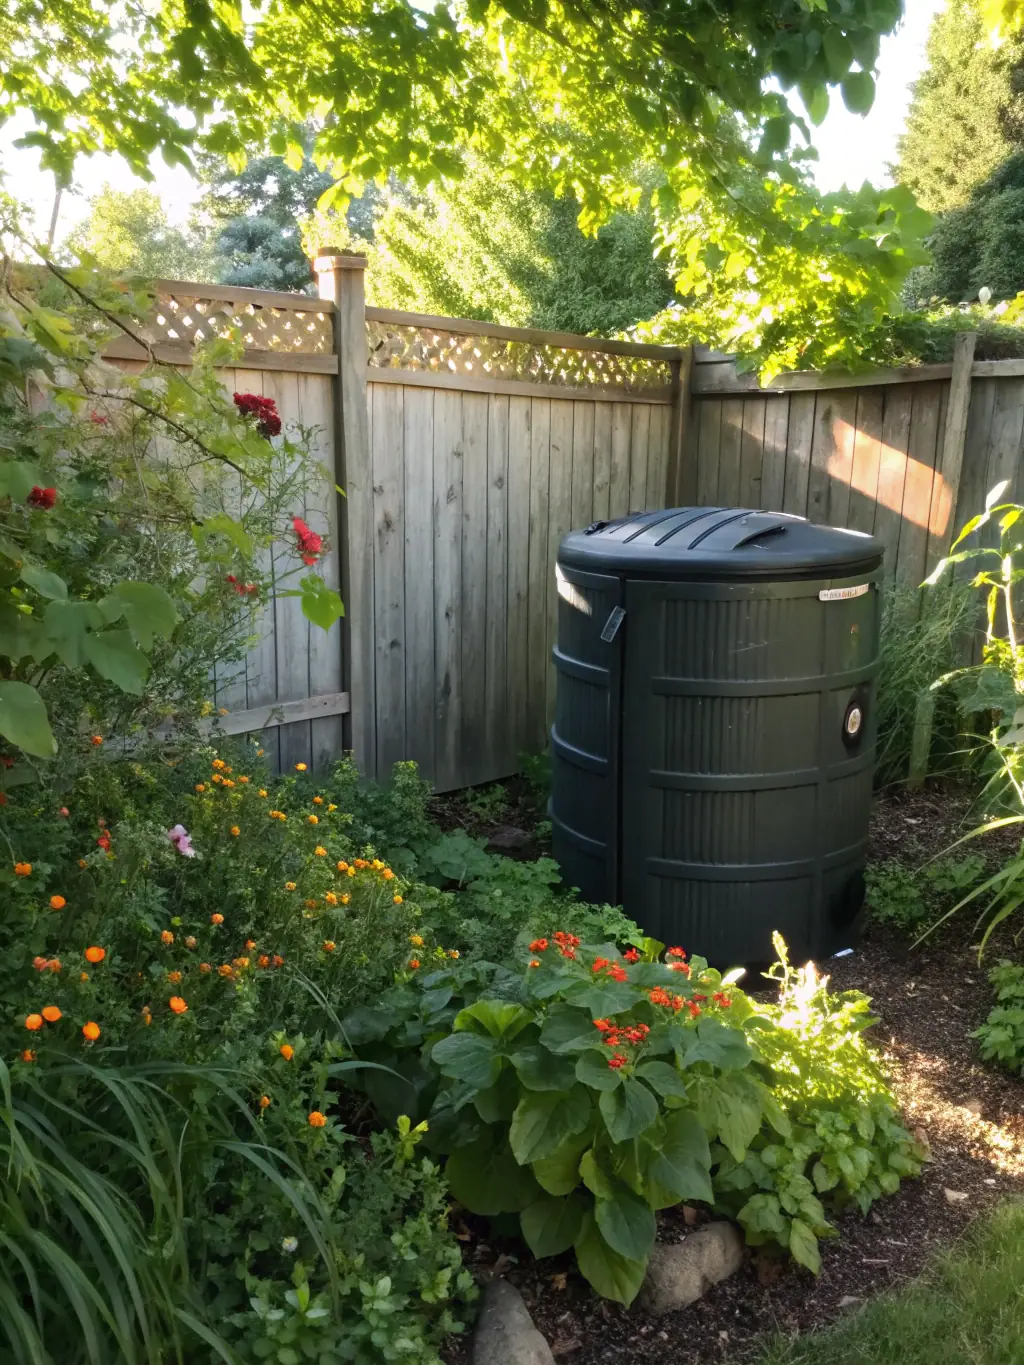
146, 286, 334, 356
366, 318, 674, 393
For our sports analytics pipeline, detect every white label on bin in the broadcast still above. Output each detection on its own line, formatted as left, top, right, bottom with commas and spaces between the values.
819, 584, 870, 602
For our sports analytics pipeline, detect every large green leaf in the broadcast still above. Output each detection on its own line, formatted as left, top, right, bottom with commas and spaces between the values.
83, 629, 150, 694
299, 577, 345, 631
532, 1132, 591, 1196
579, 1147, 616, 1200
456, 999, 532, 1041
20, 563, 67, 600
787, 1217, 821, 1274
575, 1049, 624, 1092
647, 1110, 713, 1207
0, 681, 56, 757
446, 1135, 539, 1215
595, 1182, 656, 1262
431, 1031, 502, 1090
598, 1077, 658, 1144
101, 581, 179, 650
41, 600, 105, 668
635, 1059, 687, 1098
521, 1192, 587, 1258
540, 1004, 598, 1054
511, 1044, 578, 1092
679, 1018, 752, 1071
0, 461, 41, 501
574, 1212, 647, 1306
694, 1072, 765, 1162
841, 70, 875, 115
510, 1085, 592, 1165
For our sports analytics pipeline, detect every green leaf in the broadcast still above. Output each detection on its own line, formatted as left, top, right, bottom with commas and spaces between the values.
532, 1133, 590, 1195
19, 563, 67, 600
694, 1072, 765, 1162
575, 1049, 624, 1092
540, 1004, 598, 1054
680, 1018, 753, 1071
456, 999, 533, 1040
511, 1044, 579, 1092
431, 1032, 502, 1090
101, 581, 179, 650
0, 681, 56, 757
787, 1218, 821, 1274
83, 629, 150, 694
598, 1076, 659, 1144
595, 1182, 656, 1262
635, 1059, 687, 1099
841, 71, 876, 115
300, 578, 345, 630
521, 1192, 587, 1258
446, 1136, 539, 1215
510, 1086, 592, 1165
574, 1212, 647, 1306
801, 83, 830, 126
40, 600, 104, 667
0, 461, 41, 502
193, 512, 254, 558
822, 29, 853, 81
579, 1147, 615, 1200
647, 1110, 713, 1206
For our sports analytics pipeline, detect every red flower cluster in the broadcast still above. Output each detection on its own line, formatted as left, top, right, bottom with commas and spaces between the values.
590, 956, 628, 982
233, 392, 282, 439
553, 930, 580, 960
529, 938, 549, 953
225, 575, 258, 597
96, 832, 111, 852
667, 947, 687, 960
593, 1017, 650, 1069
27, 486, 57, 510
713, 991, 731, 1007
649, 986, 686, 1012
293, 516, 323, 566
623, 948, 640, 963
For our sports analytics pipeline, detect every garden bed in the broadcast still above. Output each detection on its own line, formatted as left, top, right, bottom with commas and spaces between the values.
444, 785, 1024, 1364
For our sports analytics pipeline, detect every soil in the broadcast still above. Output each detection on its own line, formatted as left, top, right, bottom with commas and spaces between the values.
442, 782, 1024, 1365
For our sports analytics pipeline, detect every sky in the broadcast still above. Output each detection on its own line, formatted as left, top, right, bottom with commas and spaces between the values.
1, 0, 947, 242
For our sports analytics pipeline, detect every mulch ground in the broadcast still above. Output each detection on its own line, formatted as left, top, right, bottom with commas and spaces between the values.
442, 783, 1024, 1364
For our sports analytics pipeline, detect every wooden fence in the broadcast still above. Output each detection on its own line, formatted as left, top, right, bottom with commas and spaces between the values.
112, 267, 1024, 792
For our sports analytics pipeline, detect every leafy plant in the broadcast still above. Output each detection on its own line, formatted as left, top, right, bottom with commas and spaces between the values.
343, 932, 924, 1303
972, 959, 1024, 1072
866, 856, 986, 932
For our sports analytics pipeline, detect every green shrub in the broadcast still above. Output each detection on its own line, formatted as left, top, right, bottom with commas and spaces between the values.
865, 856, 985, 932
342, 932, 925, 1305
972, 960, 1024, 1073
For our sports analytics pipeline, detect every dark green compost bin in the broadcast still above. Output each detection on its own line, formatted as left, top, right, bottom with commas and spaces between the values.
550, 506, 884, 966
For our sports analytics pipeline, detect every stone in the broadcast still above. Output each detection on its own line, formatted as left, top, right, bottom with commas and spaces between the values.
473, 1279, 555, 1365
944, 1188, 969, 1205
637, 1224, 744, 1316
962, 1097, 984, 1116
839, 1295, 862, 1309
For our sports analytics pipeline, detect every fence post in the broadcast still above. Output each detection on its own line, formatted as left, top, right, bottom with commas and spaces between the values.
315, 253, 375, 777
666, 345, 695, 505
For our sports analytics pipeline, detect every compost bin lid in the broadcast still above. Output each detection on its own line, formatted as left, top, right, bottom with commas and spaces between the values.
558, 507, 884, 579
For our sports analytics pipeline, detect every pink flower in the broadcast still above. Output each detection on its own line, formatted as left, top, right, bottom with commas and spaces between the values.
167, 824, 196, 857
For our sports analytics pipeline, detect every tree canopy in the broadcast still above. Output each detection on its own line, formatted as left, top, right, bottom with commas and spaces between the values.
895, 0, 1024, 213
2, 0, 933, 376
63, 186, 215, 281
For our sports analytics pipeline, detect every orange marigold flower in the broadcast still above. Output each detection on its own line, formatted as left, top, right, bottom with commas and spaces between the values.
340, 893, 350, 905
185, 936, 197, 949
80, 972, 89, 982
529, 959, 541, 968
383, 868, 395, 880
258, 954, 270, 968
14, 862, 31, 877
324, 892, 338, 905
327, 803, 337, 812
304, 898, 318, 910
295, 763, 307, 772
211, 913, 224, 925
21, 1049, 35, 1062
218, 964, 234, 978
223, 766, 232, 775
90, 735, 103, 746
285, 881, 297, 891
372, 859, 384, 871
449, 949, 460, 959
46, 959, 61, 974
233, 957, 250, 969
308, 1110, 327, 1128
279, 1043, 294, 1060
258, 789, 268, 798
230, 825, 240, 837
392, 894, 403, 905
25, 1014, 43, 1031
336, 861, 348, 872
49, 895, 66, 911
211, 773, 223, 785
259, 1094, 271, 1109
238, 776, 249, 785
269, 810, 286, 821
272, 955, 284, 968
199, 962, 212, 973
169, 996, 188, 1015
408, 958, 421, 970
222, 780, 235, 789
323, 940, 336, 952
41, 1006, 62, 1023
82, 1021, 100, 1041
212, 759, 226, 770
314, 846, 327, 857
167, 970, 183, 983
32, 956, 46, 971
195, 783, 206, 793
312, 796, 323, 806
84, 946, 105, 964
246, 939, 256, 949
161, 930, 174, 945
409, 934, 424, 947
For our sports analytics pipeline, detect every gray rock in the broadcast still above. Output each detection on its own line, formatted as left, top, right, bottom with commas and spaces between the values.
486, 824, 533, 853
473, 1279, 555, 1365
638, 1223, 744, 1316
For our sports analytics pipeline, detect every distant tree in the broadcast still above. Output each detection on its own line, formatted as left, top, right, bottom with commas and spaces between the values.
63, 185, 214, 280
328, 166, 674, 335
895, 0, 1024, 212
906, 150, 1024, 304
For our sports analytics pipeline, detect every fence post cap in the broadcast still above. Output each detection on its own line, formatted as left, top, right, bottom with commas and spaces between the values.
314, 253, 368, 272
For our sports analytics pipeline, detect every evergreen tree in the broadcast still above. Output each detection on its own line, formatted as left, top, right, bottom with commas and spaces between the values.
895, 0, 1024, 212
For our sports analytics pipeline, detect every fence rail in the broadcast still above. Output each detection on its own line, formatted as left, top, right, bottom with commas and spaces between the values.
102, 270, 1024, 790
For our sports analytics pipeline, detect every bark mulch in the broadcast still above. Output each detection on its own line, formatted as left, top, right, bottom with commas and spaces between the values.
443, 783, 1024, 1364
